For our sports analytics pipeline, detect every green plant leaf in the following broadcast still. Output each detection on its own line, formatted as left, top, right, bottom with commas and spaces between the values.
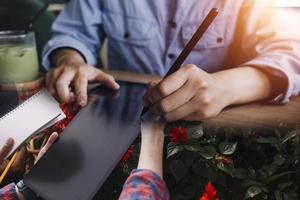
281, 130, 300, 144
256, 136, 278, 144
268, 171, 295, 182
184, 144, 202, 152
217, 159, 234, 176
233, 168, 248, 179
241, 179, 261, 188
274, 190, 283, 200
187, 124, 204, 139
283, 191, 298, 200
199, 145, 217, 159
278, 182, 293, 190
248, 167, 257, 179
185, 145, 217, 160
245, 185, 263, 199
273, 154, 286, 166
169, 159, 188, 182
167, 142, 184, 158
219, 142, 238, 155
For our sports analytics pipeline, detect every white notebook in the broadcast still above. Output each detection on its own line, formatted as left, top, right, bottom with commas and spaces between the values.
0, 89, 65, 158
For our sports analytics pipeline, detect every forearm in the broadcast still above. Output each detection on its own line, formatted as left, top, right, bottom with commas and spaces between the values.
213, 66, 274, 105
138, 135, 164, 177
15, 186, 25, 200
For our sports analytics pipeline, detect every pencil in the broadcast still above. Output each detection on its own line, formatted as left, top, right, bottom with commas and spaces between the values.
141, 8, 219, 117
0, 151, 18, 184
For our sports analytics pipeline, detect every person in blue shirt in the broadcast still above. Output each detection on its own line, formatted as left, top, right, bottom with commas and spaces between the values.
43, 0, 300, 122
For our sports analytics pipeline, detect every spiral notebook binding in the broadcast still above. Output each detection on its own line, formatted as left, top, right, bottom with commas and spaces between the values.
0, 90, 45, 123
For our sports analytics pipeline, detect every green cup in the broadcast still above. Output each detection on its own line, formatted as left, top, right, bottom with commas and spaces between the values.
0, 31, 39, 84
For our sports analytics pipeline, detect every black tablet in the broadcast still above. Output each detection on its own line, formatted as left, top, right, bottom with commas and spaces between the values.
24, 82, 145, 200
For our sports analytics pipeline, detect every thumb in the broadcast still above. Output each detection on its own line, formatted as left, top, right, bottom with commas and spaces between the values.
35, 133, 59, 163
0, 138, 14, 164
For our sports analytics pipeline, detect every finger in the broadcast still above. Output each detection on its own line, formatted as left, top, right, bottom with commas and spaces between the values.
36, 132, 58, 162
74, 70, 88, 106
150, 81, 195, 114
43, 132, 59, 151
11, 147, 27, 172
0, 138, 14, 164
146, 68, 188, 105
184, 112, 203, 121
143, 81, 159, 107
164, 97, 199, 121
47, 68, 63, 96
56, 67, 76, 103
69, 91, 76, 102
89, 69, 120, 90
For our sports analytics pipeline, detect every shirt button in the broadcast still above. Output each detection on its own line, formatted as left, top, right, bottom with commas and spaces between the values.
217, 37, 223, 43
168, 54, 176, 59
124, 32, 130, 39
168, 20, 177, 29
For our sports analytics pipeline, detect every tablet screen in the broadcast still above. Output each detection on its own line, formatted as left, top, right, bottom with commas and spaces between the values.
24, 82, 145, 200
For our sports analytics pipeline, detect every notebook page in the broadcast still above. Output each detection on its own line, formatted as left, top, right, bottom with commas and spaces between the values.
0, 89, 65, 158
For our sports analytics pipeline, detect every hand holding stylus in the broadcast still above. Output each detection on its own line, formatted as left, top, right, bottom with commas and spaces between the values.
143, 65, 234, 121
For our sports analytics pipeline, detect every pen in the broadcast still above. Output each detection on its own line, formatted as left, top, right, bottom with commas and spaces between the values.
0, 151, 18, 184
141, 8, 219, 117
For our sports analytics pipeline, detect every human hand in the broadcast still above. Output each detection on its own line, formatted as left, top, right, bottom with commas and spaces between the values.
35, 132, 59, 163
0, 138, 14, 167
143, 64, 233, 121
46, 49, 120, 106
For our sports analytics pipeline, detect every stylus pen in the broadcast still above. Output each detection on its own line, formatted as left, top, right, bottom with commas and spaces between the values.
141, 8, 219, 117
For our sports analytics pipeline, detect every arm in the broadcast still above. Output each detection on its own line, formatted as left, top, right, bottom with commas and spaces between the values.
0, 133, 58, 200
144, 3, 300, 122
42, 0, 105, 69
43, 0, 119, 105
119, 117, 169, 200
0, 139, 20, 200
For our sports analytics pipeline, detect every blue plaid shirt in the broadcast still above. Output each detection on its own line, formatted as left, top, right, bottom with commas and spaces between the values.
119, 169, 169, 200
0, 183, 19, 200
43, 0, 300, 102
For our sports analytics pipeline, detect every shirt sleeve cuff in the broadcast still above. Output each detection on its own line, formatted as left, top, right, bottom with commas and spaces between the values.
120, 169, 169, 200
42, 35, 98, 70
240, 56, 295, 103
0, 183, 19, 200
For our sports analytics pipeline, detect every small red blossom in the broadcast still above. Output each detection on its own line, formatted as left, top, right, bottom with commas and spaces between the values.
119, 145, 134, 166
170, 127, 187, 144
52, 102, 81, 134
200, 193, 209, 200
199, 182, 218, 200
222, 157, 231, 166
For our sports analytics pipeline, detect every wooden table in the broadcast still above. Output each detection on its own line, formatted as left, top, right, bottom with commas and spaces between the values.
104, 69, 300, 130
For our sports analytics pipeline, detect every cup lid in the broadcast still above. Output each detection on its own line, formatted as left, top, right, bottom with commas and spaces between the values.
0, 30, 34, 39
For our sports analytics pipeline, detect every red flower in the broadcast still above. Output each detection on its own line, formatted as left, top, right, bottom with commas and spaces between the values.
200, 193, 209, 200
199, 182, 218, 200
170, 127, 187, 144
52, 102, 80, 134
222, 157, 230, 166
119, 145, 134, 166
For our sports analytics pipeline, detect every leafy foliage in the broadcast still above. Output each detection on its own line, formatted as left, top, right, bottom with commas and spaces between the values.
94, 121, 300, 200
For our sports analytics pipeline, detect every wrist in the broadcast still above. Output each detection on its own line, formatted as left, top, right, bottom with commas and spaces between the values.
16, 186, 25, 200
16, 180, 39, 200
51, 48, 86, 67
211, 70, 237, 106
213, 67, 272, 105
